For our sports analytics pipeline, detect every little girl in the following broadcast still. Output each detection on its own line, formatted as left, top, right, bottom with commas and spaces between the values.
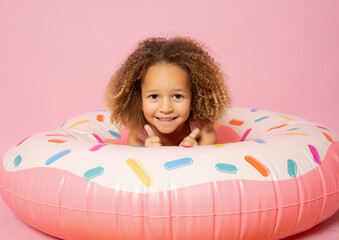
104, 37, 232, 146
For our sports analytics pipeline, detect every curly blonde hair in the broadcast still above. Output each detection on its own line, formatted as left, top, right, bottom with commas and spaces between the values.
104, 37, 232, 133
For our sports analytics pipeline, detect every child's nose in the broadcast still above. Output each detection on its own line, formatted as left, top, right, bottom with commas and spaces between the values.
159, 98, 173, 113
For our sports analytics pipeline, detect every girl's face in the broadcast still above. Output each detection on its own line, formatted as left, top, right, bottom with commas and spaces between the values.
141, 62, 192, 135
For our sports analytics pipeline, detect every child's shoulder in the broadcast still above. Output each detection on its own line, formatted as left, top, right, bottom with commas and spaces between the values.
197, 124, 217, 145
127, 131, 145, 146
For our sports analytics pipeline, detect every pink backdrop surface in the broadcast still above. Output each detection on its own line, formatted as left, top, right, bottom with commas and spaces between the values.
0, 0, 338, 239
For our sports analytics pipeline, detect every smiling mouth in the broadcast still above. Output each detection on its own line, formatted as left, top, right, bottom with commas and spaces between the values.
156, 117, 177, 121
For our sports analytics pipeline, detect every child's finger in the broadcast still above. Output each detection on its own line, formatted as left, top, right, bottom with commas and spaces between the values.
145, 136, 162, 146
189, 128, 200, 139
144, 124, 156, 137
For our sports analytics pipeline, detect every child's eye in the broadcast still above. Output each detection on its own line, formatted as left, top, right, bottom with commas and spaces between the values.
173, 94, 183, 99
149, 94, 158, 100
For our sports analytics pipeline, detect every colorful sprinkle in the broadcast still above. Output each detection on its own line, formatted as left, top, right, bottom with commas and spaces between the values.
322, 132, 334, 143
164, 158, 193, 170
240, 129, 252, 142
16, 136, 30, 147
213, 143, 231, 147
274, 133, 308, 136
92, 133, 104, 143
287, 159, 297, 178
308, 145, 321, 164
89, 143, 107, 152
267, 124, 288, 131
96, 114, 104, 122
108, 130, 121, 139
182, 145, 193, 148
45, 149, 71, 165
84, 166, 104, 180
253, 139, 266, 144
66, 120, 90, 129
287, 128, 299, 131
280, 115, 294, 120
254, 116, 269, 122
14, 155, 22, 167
317, 126, 331, 131
48, 139, 66, 143
251, 108, 258, 112
126, 158, 153, 187
244, 155, 270, 177
229, 119, 244, 126
215, 163, 237, 174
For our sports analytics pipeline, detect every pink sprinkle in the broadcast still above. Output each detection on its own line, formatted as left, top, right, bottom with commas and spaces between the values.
316, 126, 331, 132
16, 136, 31, 147
89, 143, 107, 152
240, 128, 252, 142
182, 146, 193, 148
308, 145, 321, 164
92, 133, 104, 143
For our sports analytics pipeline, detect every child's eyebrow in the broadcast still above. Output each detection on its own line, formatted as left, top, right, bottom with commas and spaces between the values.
171, 89, 188, 93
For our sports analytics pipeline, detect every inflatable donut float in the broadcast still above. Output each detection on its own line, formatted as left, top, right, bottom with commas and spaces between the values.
1, 107, 339, 240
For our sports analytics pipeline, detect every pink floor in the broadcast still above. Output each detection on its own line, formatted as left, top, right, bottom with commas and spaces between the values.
0, 196, 338, 239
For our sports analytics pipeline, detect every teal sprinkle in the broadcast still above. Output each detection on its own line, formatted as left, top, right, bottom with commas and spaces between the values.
14, 155, 22, 167
287, 159, 297, 178
84, 166, 104, 180
215, 163, 237, 174
255, 116, 269, 122
108, 130, 121, 139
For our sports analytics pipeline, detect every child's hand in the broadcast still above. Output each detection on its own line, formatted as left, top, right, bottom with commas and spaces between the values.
144, 125, 162, 146
179, 128, 200, 147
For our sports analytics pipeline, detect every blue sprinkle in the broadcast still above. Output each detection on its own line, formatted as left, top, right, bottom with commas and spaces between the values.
253, 139, 266, 144
287, 159, 297, 178
251, 108, 258, 112
164, 158, 193, 170
254, 116, 269, 122
14, 155, 22, 167
215, 163, 237, 174
46, 149, 71, 165
287, 128, 299, 131
84, 166, 104, 180
108, 130, 121, 139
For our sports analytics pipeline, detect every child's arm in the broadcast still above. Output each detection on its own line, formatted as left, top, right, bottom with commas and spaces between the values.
127, 125, 163, 146
179, 126, 217, 146
127, 131, 145, 146
198, 126, 217, 145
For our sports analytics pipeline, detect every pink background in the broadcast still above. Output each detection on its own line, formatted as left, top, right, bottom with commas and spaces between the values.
0, 0, 338, 239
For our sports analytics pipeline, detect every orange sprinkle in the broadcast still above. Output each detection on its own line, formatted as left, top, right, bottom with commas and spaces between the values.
48, 139, 66, 143
229, 119, 244, 126
267, 123, 288, 131
280, 115, 294, 120
244, 155, 270, 177
322, 132, 334, 143
97, 114, 104, 122
274, 133, 308, 136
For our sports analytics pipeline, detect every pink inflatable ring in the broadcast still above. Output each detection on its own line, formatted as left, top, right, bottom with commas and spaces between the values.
1, 107, 339, 240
